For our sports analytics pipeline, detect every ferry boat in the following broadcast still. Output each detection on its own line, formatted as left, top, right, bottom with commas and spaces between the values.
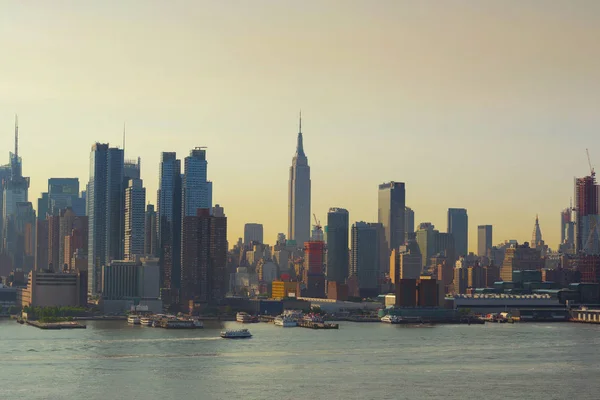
192, 319, 204, 329
140, 317, 153, 326
236, 312, 253, 323
127, 315, 141, 325
381, 315, 403, 324
274, 315, 297, 327
303, 313, 325, 323
162, 319, 195, 329
220, 329, 252, 339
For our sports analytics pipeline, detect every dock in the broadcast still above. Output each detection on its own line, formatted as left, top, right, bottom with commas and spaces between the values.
298, 320, 339, 329
25, 320, 87, 330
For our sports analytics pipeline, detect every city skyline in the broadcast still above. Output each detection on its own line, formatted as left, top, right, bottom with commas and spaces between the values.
2, 1, 600, 251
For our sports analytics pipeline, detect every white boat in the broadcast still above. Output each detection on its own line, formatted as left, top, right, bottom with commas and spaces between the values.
192, 319, 204, 328
274, 315, 297, 327
140, 317, 153, 326
127, 315, 141, 325
381, 315, 403, 324
236, 312, 253, 323
221, 329, 252, 339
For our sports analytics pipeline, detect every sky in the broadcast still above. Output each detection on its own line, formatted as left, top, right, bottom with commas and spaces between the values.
1, 0, 600, 252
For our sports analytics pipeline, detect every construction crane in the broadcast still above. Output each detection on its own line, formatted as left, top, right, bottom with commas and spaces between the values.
587, 148, 595, 177
313, 213, 322, 231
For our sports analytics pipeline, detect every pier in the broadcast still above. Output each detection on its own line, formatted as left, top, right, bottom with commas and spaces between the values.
25, 320, 86, 330
570, 308, 600, 324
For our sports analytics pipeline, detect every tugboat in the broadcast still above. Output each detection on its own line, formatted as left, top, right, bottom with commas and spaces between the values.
220, 329, 252, 339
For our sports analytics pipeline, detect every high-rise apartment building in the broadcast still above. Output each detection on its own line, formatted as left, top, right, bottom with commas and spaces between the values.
243, 223, 264, 246
303, 240, 325, 298
288, 115, 311, 248
499, 242, 543, 281
378, 182, 405, 251
416, 223, 456, 268
351, 221, 382, 298
37, 192, 49, 221
389, 242, 422, 283
35, 219, 49, 271
182, 148, 212, 217
47, 178, 82, 216
326, 208, 349, 284
124, 178, 146, 260
87, 143, 124, 294
447, 208, 468, 257
405, 207, 415, 241
157, 152, 182, 302
181, 206, 227, 305
144, 204, 158, 256
477, 225, 493, 257
57, 208, 87, 271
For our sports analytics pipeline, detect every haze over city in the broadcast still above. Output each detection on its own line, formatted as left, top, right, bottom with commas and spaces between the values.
1, 1, 600, 250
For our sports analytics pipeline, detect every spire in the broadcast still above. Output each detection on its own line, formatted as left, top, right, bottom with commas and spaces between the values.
14, 114, 18, 158
122, 122, 126, 154
295, 110, 305, 158
532, 214, 542, 246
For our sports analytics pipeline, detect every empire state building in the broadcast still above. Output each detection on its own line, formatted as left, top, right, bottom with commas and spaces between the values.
288, 114, 311, 248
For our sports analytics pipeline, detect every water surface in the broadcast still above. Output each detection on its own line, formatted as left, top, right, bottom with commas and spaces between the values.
1, 320, 599, 399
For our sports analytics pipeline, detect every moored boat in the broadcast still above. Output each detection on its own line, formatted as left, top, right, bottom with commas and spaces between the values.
127, 315, 141, 325
140, 317, 153, 326
381, 315, 403, 324
274, 315, 297, 327
236, 312, 253, 323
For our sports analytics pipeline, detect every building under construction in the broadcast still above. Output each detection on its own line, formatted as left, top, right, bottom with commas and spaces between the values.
575, 173, 599, 254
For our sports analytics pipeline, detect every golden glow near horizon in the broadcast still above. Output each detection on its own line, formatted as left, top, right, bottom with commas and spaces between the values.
1, 1, 599, 251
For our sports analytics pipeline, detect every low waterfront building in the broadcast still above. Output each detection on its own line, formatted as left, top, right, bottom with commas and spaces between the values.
99, 256, 162, 314
0, 283, 17, 313
18, 271, 85, 308
451, 293, 561, 313
271, 280, 299, 299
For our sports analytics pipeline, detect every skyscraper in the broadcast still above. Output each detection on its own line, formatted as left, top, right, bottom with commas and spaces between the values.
326, 208, 349, 284
477, 225, 493, 257
182, 148, 212, 217
181, 206, 227, 305
144, 204, 158, 256
87, 143, 124, 294
351, 222, 382, 298
58, 207, 87, 271
47, 178, 80, 216
575, 174, 599, 253
377, 181, 405, 251
288, 114, 311, 248
405, 207, 415, 241
124, 178, 146, 260
560, 207, 575, 253
447, 208, 468, 257
531, 215, 542, 247
157, 152, 182, 301
2, 116, 31, 269
244, 223, 264, 246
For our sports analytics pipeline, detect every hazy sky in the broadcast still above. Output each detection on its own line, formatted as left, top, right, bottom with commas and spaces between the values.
1, 1, 600, 251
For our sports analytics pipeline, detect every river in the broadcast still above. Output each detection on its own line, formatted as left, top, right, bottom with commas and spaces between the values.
1, 319, 599, 399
